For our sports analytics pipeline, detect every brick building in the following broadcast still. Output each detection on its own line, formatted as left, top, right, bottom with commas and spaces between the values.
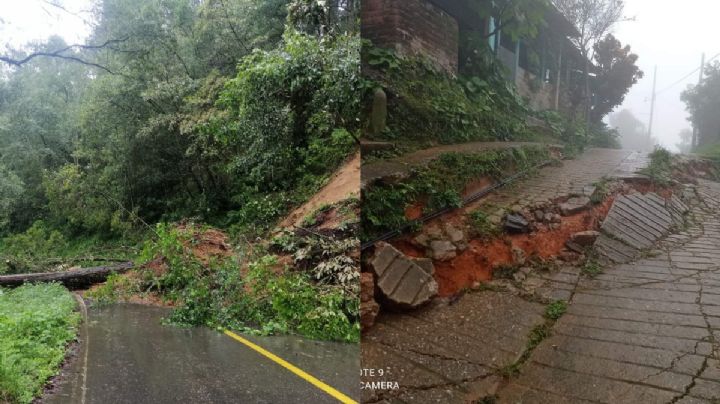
362, 0, 585, 113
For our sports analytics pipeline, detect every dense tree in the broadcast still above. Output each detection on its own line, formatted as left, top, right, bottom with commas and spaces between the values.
591, 34, 643, 122
0, 0, 359, 239
553, 0, 626, 118
682, 62, 720, 147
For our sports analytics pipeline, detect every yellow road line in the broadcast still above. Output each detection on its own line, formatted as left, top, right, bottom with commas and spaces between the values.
223, 329, 358, 404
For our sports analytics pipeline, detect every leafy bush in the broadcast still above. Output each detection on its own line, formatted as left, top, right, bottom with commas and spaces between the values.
362, 146, 550, 241
217, 30, 360, 192
363, 46, 530, 148
135, 224, 359, 342
640, 146, 674, 186
0, 283, 80, 403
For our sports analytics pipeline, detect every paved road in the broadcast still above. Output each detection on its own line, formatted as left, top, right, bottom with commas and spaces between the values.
497, 179, 720, 403
46, 304, 359, 404
361, 148, 649, 403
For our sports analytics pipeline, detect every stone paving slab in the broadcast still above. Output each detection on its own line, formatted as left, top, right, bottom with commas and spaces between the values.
495, 179, 720, 404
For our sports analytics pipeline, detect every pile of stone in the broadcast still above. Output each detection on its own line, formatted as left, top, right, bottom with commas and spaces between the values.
411, 222, 468, 261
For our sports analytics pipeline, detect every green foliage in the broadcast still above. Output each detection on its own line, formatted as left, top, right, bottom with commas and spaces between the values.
682, 61, 720, 147
218, 31, 360, 191
85, 273, 137, 307
0, 284, 80, 403
362, 147, 550, 241
468, 210, 500, 240
581, 258, 604, 278
0, 165, 24, 235
363, 46, 531, 148
591, 35, 644, 122
545, 300, 567, 320
134, 224, 359, 342
640, 146, 674, 186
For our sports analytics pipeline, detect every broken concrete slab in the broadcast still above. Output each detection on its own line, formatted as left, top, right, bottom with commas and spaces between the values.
360, 272, 380, 330
570, 230, 600, 246
594, 192, 688, 264
504, 214, 530, 233
559, 196, 591, 216
369, 242, 438, 309
428, 240, 457, 261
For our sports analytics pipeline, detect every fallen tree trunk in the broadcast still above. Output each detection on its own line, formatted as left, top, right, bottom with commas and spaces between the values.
0, 262, 134, 289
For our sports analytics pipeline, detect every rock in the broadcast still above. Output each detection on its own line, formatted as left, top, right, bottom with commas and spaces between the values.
534, 210, 545, 221
360, 272, 375, 302
582, 185, 597, 197
513, 270, 527, 282
559, 196, 591, 216
360, 272, 379, 330
425, 224, 444, 239
549, 223, 561, 230
412, 233, 430, 248
369, 242, 438, 309
511, 246, 526, 265
411, 257, 435, 276
543, 212, 554, 223
443, 223, 468, 251
558, 250, 581, 262
570, 230, 600, 246
565, 240, 586, 254
504, 214, 530, 233
552, 214, 562, 223
428, 240, 457, 261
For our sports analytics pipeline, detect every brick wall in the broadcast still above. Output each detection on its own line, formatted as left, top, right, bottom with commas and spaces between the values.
362, 0, 459, 73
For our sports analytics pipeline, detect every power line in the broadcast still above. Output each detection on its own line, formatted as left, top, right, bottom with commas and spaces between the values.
655, 52, 720, 96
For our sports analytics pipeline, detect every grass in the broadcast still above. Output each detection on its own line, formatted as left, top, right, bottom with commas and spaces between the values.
545, 300, 567, 320
0, 283, 80, 404
500, 300, 568, 378
581, 258, 604, 278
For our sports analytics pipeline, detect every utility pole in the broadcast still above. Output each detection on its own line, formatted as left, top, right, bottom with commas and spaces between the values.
691, 52, 705, 150
647, 65, 657, 141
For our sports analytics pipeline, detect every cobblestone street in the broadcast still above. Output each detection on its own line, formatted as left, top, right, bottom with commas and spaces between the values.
362, 148, 720, 403
498, 179, 720, 403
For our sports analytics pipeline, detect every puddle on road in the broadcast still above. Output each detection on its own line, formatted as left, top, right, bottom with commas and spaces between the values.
44, 303, 359, 404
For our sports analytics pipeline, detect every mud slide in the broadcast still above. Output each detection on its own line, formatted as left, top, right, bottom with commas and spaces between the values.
280, 151, 360, 228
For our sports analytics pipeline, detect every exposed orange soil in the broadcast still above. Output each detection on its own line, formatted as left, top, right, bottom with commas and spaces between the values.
394, 197, 616, 297
279, 151, 360, 228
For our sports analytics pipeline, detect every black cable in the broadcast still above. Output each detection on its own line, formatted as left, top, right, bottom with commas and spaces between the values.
360, 159, 555, 251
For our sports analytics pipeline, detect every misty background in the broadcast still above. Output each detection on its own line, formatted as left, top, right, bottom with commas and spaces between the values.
1, 0, 716, 152
612, 0, 718, 152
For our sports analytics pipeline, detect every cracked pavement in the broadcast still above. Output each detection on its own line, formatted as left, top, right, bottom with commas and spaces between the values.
497, 179, 720, 403
361, 149, 720, 403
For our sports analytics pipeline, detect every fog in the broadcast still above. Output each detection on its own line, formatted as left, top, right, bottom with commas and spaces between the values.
0, 0, 92, 51
2, 0, 717, 153
612, 0, 720, 152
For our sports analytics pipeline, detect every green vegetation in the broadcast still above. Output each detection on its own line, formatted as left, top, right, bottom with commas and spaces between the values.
468, 210, 501, 240
0, 284, 80, 403
501, 299, 567, 378
363, 46, 533, 151
581, 258, 604, 278
545, 300, 568, 320
0, 0, 359, 342
362, 146, 550, 241
639, 146, 674, 186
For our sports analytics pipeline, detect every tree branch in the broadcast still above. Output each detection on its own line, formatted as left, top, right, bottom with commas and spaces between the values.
0, 37, 129, 73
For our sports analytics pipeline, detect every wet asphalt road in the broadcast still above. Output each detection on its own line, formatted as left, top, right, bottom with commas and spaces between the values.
45, 303, 359, 404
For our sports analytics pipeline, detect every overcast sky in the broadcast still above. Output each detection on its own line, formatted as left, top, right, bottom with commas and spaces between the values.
613, 0, 720, 151
0, 0, 93, 50
1, 0, 717, 151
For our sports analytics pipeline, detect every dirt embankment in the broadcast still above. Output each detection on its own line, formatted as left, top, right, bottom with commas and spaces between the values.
393, 180, 673, 297
280, 151, 360, 229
